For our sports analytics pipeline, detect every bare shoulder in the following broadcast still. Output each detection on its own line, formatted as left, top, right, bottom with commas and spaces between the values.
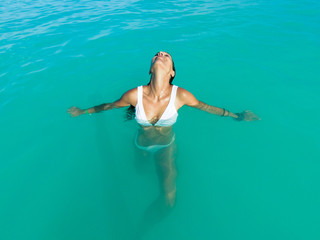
176, 86, 199, 107
115, 87, 138, 107
123, 87, 137, 98
176, 86, 188, 95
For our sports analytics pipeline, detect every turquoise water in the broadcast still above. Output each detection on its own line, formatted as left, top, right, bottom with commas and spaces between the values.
1, 0, 320, 239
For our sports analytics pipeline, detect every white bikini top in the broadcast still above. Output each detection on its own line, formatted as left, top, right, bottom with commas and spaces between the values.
135, 85, 178, 127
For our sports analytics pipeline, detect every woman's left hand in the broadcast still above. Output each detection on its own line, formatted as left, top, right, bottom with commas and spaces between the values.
234, 110, 260, 121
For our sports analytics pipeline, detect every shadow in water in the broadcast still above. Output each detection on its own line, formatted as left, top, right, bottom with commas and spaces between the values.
92, 96, 134, 240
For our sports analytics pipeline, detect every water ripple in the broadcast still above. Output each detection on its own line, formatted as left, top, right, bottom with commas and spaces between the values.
42, 41, 70, 50
26, 67, 48, 75
0, 72, 8, 78
0, 0, 142, 40
21, 59, 44, 68
0, 44, 14, 50
88, 29, 112, 41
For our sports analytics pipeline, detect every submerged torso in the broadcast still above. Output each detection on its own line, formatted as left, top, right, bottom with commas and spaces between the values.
136, 125, 174, 146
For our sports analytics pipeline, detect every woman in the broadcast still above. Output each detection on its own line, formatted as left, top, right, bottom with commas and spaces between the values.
68, 51, 260, 208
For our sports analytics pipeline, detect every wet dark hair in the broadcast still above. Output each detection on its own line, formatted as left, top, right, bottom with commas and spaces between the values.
125, 56, 176, 121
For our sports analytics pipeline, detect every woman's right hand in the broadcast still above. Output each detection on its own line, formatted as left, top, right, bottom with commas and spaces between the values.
67, 106, 84, 117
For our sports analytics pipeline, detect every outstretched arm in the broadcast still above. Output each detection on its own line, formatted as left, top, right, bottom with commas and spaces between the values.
192, 101, 239, 118
67, 88, 137, 117
177, 88, 260, 121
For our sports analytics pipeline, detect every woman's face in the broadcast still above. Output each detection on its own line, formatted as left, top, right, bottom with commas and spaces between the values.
150, 51, 174, 73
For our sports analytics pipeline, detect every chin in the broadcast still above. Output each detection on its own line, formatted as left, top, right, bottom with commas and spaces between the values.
152, 61, 166, 69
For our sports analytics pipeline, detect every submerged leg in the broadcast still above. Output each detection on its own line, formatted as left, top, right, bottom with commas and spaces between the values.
133, 142, 178, 239
154, 142, 178, 207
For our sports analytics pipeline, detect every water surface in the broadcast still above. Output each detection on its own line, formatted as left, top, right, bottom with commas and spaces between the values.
1, 0, 320, 239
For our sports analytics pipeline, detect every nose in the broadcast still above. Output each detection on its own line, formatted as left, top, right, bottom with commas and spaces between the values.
158, 51, 164, 56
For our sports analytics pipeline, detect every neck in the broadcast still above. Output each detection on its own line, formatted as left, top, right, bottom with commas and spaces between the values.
149, 72, 171, 98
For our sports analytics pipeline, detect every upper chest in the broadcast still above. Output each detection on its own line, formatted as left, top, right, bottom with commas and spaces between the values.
142, 93, 172, 119
138, 86, 183, 120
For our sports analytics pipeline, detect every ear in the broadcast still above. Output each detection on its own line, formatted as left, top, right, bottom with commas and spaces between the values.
171, 70, 175, 78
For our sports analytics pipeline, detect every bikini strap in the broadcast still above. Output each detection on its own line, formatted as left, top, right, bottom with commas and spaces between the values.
169, 85, 178, 105
137, 86, 143, 105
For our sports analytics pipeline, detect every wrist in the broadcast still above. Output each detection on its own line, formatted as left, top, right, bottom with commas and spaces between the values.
234, 112, 244, 121
221, 108, 226, 117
